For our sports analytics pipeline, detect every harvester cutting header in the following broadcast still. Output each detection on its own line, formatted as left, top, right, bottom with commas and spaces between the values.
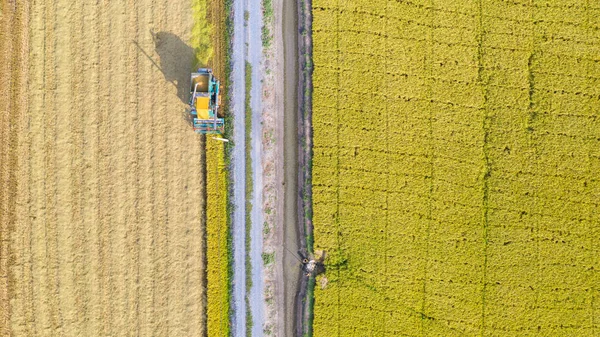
189, 68, 224, 134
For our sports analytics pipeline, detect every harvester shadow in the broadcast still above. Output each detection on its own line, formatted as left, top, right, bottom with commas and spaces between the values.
133, 31, 196, 127
151, 31, 195, 104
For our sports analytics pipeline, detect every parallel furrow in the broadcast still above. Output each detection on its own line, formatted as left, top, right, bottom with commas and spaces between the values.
0, 5, 13, 334
70, 0, 90, 332
97, 0, 118, 333
150, 0, 170, 331
81, 0, 102, 334
34, 0, 56, 332
126, 0, 143, 333
15, 0, 42, 334
50, 0, 75, 334
136, 0, 155, 333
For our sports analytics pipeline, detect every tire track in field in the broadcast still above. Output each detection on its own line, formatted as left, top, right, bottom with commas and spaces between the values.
160, 3, 192, 333
126, 0, 143, 333
109, 0, 139, 333
15, 0, 40, 333
0, 2, 28, 335
123, 0, 142, 333
169, 1, 206, 333
9, 0, 29, 333
104, 1, 131, 335
82, 0, 103, 334
168, 1, 201, 333
51, 0, 76, 334
91, 3, 112, 336
150, 0, 171, 330
0, 10, 13, 317
35, 0, 56, 332
97, 1, 121, 334
136, 0, 156, 333
159, 2, 180, 334
102, 0, 131, 333
146, 1, 176, 334
71, 0, 97, 332
58, 0, 81, 333
20, 0, 50, 333
135, 1, 163, 335
68, 0, 84, 330
163, 2, 196, 331
131, 0, 151, 334
45, 0, 61, 328
0, 3, 11, 235
162, 2, 206, 333
0, 5, 15, 334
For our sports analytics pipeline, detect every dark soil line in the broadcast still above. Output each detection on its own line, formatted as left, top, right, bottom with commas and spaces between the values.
295, 0, 314, 335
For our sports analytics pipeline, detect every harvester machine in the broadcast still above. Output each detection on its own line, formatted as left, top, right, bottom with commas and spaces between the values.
189, 68, 224, 134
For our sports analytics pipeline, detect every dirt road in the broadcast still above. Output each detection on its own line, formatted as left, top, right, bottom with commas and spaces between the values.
230, 0, 247, 333
247, 0, 266, 334
230, 0, 266, 331
5, 1, 208, 335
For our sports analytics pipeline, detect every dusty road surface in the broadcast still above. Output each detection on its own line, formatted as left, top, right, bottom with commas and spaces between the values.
3, 1, 209, 335
230, 0, 267, 332
230, 0, 247, 332
248, 0, 265, 334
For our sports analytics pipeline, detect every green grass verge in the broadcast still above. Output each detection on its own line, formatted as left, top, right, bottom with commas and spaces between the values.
262, 0, 273, 48
244, 61, 254, 337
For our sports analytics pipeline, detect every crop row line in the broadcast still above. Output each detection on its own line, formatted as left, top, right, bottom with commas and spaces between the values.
315, 91, 600, 121
319, 69, 600, 99
317, 157, 600, 186
312, 220, 598, 245
314, 28, 600, 62
318, 5, 600, 34
317, 138, 600, 161
316, 54, 600, 82
314, 170, 599, 204
314, 190, 600, 223
393, 0, 600, 27
381, 0, 390, 332
316, 6, 600, 45
497, 0, 600, 12
334, 0, 342, 334
315, 148, 482, 166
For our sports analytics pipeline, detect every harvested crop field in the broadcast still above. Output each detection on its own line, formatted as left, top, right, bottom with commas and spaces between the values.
312, 0, 600, 336
2, 0, 210, 335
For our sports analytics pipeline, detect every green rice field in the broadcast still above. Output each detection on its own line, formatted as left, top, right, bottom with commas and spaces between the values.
311, 0, 600, 335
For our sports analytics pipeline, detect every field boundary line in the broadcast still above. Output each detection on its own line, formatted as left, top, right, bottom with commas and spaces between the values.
476, 0, 491, 335
419, 2, 435, 335
382, 0, 391, 334
335, 0, 341, 335
585, 0, 597, 333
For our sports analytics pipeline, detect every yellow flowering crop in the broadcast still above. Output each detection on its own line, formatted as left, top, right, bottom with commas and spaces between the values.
206, 140, 229, 336
312, 0, 600, 335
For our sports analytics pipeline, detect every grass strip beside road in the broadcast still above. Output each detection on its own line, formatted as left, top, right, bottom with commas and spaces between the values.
244, 61, 253, 337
